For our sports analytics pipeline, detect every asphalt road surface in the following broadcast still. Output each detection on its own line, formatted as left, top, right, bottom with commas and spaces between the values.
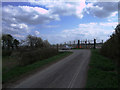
14, 49, 91, 88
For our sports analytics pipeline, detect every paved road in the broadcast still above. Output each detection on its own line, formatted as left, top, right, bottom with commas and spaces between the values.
14, 49, 91, 88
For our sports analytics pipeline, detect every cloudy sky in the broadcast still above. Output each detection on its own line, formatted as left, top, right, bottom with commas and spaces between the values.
2, 0, 118, 44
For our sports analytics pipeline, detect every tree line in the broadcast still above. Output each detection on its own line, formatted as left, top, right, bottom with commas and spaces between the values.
2, 34, 51, 50
101, 23, 120, 60
2, 34, 19, 50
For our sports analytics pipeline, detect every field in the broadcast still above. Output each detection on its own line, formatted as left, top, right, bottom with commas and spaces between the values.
86, 49, 118, 88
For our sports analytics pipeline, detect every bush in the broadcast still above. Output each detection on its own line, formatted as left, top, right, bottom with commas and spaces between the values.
19, 48, 58, 66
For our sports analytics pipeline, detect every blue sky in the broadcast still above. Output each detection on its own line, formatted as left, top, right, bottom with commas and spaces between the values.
2, 0, 118, 44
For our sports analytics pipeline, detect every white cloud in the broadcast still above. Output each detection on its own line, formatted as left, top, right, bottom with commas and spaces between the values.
45, 22, 118, 44
10, 23, 28, 30
99, 22, 118, 27
3, 22, 29, 34
19, 24, 28, 29
35, 31, 40, 35
30, 0, 86, 19
11, 24, 17, 27
2, 5, 60, 39
29, 1, 118, 19
2, 5, 60, 25
85, 2, 118, 18
20, 6, 49, 14
42, 25, 59, 28
13, 34, 25, 38
110, 11, 118, 17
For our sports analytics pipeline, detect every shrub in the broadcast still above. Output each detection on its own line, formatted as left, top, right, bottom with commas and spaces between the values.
19, 48, 58, 66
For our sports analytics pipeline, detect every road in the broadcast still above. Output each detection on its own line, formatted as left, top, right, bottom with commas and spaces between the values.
14, 49, 91, 88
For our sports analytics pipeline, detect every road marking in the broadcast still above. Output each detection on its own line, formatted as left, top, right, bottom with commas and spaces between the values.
67, 55, 88, 88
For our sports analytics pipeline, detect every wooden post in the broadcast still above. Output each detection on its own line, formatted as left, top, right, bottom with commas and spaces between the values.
85, 40, 87, 49
78, 40, 80, 48
94, 39, 96, 49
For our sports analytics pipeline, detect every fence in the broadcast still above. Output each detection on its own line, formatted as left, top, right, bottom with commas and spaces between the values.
54, 39, 103, 49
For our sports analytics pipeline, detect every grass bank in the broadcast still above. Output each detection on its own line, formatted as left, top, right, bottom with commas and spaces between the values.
3, 52, 72, 83
86, 49, 118, 88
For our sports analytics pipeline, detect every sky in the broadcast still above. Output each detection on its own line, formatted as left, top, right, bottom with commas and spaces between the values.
2, 0, 118, 44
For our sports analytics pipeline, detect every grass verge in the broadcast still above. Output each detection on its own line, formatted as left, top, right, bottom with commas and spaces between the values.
3, 52, 72, 83
86, 49, 118, 88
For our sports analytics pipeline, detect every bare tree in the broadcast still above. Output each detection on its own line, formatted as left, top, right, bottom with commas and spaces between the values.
26, 35, 45, 48
43, 40, 50, 48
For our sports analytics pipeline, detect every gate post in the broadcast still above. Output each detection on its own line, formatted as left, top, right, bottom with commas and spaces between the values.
85, 40, 87, 49
94, 39, 96, 49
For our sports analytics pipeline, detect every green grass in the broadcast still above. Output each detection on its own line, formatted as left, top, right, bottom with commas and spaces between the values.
86, 49, 118, 88
3, 52, 72, 83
